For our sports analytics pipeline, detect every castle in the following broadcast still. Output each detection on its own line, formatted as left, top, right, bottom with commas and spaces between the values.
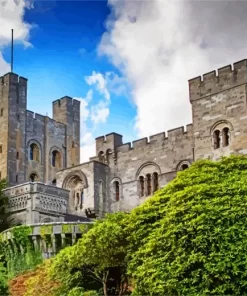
1, 59, 247, 224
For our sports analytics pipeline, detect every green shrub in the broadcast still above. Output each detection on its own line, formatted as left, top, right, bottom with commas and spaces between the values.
128, 155, 247, 295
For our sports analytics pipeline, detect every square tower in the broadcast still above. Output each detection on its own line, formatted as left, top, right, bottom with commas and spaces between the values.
0, 73, 27, 185
189, 59, 247, 160
52, 96, 80, 167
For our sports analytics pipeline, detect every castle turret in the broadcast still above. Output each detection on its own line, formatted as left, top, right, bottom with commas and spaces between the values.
0, 73, 27, 185
52, 96, 80, 167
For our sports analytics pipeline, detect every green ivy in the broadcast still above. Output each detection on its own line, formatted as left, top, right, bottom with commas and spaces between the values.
40, 225, 53, 238
62, 224, 72, 233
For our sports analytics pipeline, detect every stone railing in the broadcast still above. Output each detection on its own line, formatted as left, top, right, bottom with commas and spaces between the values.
1, 221, 95, 258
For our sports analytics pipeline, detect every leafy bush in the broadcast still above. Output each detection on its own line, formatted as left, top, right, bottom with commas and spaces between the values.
50, 212, 130, 295
128, 155, 247, 295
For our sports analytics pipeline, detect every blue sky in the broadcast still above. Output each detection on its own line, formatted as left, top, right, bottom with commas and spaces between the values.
1, 0, 247, 161
1, 0, 136, 161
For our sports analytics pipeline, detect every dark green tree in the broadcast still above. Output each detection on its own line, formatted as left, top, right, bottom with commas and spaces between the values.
127, 155, 247, 295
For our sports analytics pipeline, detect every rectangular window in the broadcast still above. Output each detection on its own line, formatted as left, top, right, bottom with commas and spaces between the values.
0, 145, 2, 153
16, 175, 18, 183
0, 109, 3, 116
0, 172, 1, 180
16, 152, 19, 159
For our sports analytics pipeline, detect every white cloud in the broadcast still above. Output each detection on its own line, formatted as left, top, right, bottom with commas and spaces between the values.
0, 0, 33, 75
77, 72, 112, 162
99, 0, 247, 137
85, 71, 110, 101
91, 101, 109, 124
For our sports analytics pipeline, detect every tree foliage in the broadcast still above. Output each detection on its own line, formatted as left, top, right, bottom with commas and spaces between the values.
50, 211, 130, 295
127, 155, 247, 295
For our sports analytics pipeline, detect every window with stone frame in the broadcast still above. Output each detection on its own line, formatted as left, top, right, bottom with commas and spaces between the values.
139, 176, 145, 197
213, 130, 221, 149
30, 143, 40, 162
30, 173, 39, 182
153, 172, 159, 192
115, 181, 120, 201
52, 150, 62, 168
222, 127, 230, 147
146, 174, 152, 196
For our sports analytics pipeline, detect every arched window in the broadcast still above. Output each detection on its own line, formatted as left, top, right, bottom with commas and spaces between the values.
153, 172, 159, 192
146, 174, 152, 196
213, 130, 221, 149
181, 164, 189, 170
52, 179, 57, 186
98, 151, 105, 162
30, 173, 39, 182
139, 176, 145, 197
30, 143, 39, 162
52, 150, 62, 168
114, 181, 120, 201
222, 127, 230, 147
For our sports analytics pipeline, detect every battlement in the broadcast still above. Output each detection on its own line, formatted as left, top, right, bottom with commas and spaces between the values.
102, 124, 194, 153
26, 110, 66, 128
52, 96, 81, 107
0, 72, 27, 86
189, 59, 247, 102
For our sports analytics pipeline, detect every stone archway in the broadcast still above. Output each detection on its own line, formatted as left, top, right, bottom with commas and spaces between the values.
62, 171, 88, 213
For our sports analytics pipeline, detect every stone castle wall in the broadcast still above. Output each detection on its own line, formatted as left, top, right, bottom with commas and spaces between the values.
0, 73, 80, 187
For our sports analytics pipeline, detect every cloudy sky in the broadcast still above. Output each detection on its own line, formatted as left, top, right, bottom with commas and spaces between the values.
1, 0, 247, 162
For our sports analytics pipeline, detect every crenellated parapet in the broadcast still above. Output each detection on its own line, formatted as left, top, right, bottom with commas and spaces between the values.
189, 59, 247, 102
113, 124, 193, 153
0, 72, 27, 87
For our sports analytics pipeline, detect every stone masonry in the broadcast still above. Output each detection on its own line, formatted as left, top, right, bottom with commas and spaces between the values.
2, 59, 247, 221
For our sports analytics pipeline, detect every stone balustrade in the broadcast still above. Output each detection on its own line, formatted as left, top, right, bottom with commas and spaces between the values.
1, 221, 94, 258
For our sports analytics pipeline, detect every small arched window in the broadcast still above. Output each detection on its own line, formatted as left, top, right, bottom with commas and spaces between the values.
52, 179, 57, 186
153, 172, 159, 192
30, 143, 39, 162
222, 127, 230, 147
98, 151, 105, 162
181, 164, 189, 170
146, 174, 152, 196
139, 176, 145, 197
213, 130, 221, 149
52, 150, 62, 168
30, 173, 38, 182
114, 181, 120, 201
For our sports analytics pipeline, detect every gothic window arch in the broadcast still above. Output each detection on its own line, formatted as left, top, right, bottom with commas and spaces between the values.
30, 143, 40, 162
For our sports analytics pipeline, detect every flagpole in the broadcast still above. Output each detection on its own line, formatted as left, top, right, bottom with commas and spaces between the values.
11, 29, 13, 73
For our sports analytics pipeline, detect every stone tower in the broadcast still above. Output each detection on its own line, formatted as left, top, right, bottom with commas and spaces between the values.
0, 73, 27, 186
189, 59, 247, 161
52, 96, 80, 167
